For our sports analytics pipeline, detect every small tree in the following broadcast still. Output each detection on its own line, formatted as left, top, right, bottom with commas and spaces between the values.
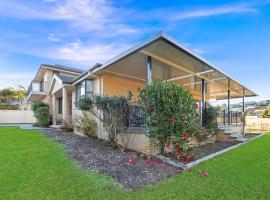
138, 81, 197, 155
0, 87, 15, 105
76, 94, 134, 150
0, 86, 27, 105
267, 104, 270, 116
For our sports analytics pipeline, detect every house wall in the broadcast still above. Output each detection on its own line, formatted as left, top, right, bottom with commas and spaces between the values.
71, 73, 207, 154
102, 73, 145, 100
44, 70, 54, 92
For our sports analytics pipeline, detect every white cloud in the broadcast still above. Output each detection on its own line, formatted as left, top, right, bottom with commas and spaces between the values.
0, 73, 34, 89
0, 0, 138, 35
48, 40, 128, 63
47, 34, 60, 42
171, 4, 257, 21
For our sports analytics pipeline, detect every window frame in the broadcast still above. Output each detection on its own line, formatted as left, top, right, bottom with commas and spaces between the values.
75, 79, 93, 104
85, 79, 94, 97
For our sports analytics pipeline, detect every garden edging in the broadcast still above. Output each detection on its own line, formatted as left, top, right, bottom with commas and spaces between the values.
155, 134, 263, 170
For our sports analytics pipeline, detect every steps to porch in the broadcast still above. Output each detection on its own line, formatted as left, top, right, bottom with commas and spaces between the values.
218, 125, 248, 142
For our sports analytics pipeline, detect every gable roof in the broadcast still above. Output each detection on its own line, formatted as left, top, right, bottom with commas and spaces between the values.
41, 64, 84, 74
54, 73, 76, 84
91, 31, 257, 98
72, 63, 102, 85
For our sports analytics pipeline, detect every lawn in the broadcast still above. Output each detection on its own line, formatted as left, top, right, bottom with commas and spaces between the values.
1, 127, 270, 200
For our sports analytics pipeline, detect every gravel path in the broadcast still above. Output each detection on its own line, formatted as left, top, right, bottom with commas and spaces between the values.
41, 129, 180, 189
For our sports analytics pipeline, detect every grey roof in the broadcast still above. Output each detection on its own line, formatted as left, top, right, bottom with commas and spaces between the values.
41, 64, 84, 74
72, 63, 102, 84
55, 73, 76, 84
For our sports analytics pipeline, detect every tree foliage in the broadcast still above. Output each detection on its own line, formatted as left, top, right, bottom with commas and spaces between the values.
138, 81, 197, 155
0, 86, 27, 105
260, 105, 270, 118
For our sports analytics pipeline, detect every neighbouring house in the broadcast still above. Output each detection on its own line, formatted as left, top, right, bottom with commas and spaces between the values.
27, 32, 257, 153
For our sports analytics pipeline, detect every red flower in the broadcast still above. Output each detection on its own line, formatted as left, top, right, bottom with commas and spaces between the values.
147, 163, 155, 168
156, 159, 163, 164
182, 133, 189, 141
176, 145, 183, 152
163, 162, 170, 169
148, 107, 155, 114
203, 172, 209, 177
145, 159, 154, 168
128, 157, 136, 165
176, 168, 184, 173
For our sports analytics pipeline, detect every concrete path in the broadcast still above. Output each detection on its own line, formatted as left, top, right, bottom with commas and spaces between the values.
0, 123, 51, 130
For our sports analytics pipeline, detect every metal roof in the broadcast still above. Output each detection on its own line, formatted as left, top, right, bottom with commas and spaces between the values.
92, 32, 257, 99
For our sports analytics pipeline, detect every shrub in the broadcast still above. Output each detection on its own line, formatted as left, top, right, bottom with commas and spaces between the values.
31, 101, 48, 113
35, 107, 51, 127
31, 100, 51, 127
138, 81, 197, 155
73, 114, 97, 137
76, 94, 134, 150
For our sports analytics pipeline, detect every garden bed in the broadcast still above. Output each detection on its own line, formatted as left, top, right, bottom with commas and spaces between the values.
41, 129, 181, 189
159, 133, 260, 168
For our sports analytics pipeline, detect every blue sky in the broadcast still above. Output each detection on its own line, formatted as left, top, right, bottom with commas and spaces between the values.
0, 0, 269, 102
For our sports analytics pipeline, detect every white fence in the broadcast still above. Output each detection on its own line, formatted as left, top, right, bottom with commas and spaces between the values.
246, 116, 270, 132
0, 110, 36, 124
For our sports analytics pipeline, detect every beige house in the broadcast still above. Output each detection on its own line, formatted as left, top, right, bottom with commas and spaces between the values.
27, 32, 257, 153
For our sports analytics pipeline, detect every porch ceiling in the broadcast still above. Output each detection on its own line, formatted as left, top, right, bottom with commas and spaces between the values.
95, 33, 257, 100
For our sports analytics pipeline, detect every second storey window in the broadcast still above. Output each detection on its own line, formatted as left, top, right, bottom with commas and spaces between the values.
76, 79, 93, 102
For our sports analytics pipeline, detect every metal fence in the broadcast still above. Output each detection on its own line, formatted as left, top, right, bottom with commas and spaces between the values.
217, 110, 243, 125
129, 102, 146, 127
128, 103, 243, 128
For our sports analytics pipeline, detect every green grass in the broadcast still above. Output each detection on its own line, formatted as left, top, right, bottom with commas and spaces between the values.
0, 127, 270, 200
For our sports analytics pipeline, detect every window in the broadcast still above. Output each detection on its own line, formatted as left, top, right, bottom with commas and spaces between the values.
85, 80, 93, 97
58, 98, 63, 114
76, 83, 81, 103
81, 81, 85, 96
75, 80, 93, 103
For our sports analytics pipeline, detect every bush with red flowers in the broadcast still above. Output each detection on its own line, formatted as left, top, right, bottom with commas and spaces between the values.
139, 81, 197, 155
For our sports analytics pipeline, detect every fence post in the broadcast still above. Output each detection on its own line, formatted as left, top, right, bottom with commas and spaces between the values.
223, 110, 226, 125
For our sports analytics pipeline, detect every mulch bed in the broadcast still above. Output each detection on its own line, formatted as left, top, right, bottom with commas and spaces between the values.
41, 129, 181, 189
193, 141, 239, 159
164, 141, 239, 163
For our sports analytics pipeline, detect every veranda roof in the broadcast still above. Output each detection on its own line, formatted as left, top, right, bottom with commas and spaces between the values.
93, 32, 257, 100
